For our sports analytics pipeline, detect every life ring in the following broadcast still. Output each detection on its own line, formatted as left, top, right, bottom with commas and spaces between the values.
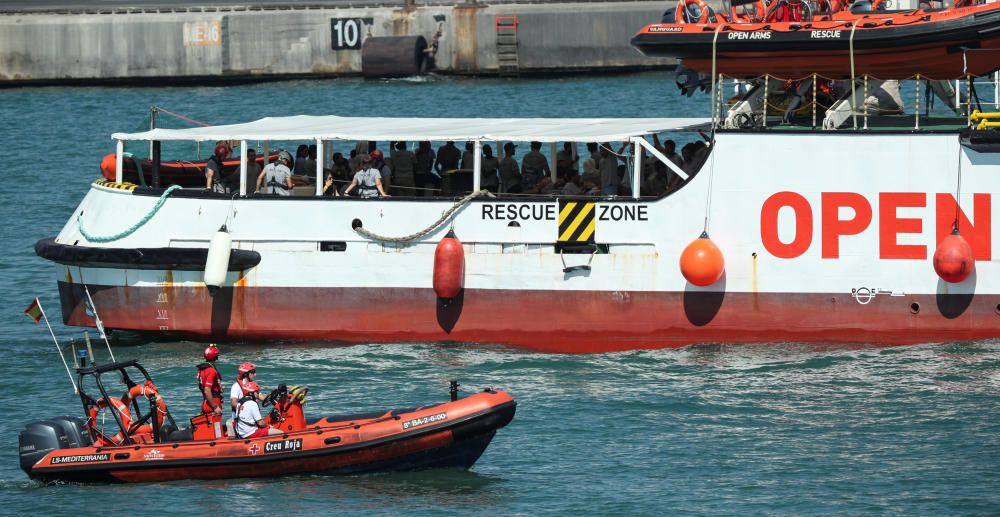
676, 0, 712, 23
731, 0, 768, 22
87, 397, 132, 446
121, 381, 169, 434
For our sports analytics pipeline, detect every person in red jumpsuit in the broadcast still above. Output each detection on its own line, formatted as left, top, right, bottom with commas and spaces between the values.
196, 344, 223, 416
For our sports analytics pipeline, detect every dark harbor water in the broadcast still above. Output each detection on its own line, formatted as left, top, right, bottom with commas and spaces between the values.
1, 73, 999, 515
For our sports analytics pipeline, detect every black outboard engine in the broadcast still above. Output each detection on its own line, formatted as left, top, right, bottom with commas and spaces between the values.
18, 416, 91, 475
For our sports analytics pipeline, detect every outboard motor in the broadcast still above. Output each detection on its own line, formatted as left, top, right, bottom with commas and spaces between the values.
18, 416, 91, 475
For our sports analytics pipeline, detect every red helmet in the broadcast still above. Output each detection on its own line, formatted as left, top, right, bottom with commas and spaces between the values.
243, 381, 261, 394
203, 344, 219, 362
237, 362, 257, 377
369, 149, 383, 161
214, 144, 230, 157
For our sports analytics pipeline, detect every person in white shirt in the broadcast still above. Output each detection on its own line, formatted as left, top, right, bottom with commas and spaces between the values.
230, 361, 257, 421
255, 151, 293, 195
233, 382, 277, 439
343, 154, 390, 198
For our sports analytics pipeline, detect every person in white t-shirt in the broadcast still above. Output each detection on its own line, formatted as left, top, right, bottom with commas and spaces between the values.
230, 361, 257, 421
234, 382, 275, 439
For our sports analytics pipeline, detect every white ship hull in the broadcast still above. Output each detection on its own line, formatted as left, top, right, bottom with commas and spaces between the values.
42, 131, 1000, 352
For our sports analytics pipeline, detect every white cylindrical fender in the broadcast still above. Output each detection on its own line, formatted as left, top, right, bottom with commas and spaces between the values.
204, 225, 232, 296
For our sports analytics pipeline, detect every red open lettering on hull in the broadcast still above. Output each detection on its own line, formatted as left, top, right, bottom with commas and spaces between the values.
760, 192, 992, 260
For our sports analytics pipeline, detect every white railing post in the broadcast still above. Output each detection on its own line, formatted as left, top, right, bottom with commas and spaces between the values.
315, 139, 324, 196
632, 140, 641, 199
115, 139, 124, 183
239, 139, 248, 197
473, 140, 482, 192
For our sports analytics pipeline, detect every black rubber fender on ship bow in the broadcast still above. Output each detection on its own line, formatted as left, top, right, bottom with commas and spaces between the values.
34, 238, 261, 271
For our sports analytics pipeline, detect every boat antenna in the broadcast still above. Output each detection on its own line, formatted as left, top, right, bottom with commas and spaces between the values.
83, 284, 116, 363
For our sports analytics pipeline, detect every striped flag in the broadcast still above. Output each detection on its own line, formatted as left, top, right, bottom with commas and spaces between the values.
24, 297, 44, 323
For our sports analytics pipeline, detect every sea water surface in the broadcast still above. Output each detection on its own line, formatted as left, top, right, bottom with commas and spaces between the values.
0, 73, 999, 516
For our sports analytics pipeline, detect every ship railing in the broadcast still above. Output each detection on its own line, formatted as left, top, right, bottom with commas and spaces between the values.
711, 69, 1000, 131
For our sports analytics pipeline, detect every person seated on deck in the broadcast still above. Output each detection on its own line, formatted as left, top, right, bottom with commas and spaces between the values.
233, 382, 280, 439
560, 172, 584, 196
556, 142, 578, 180
256, 151, 293, 195
343, 154, 390, 198
331, 152, 351, 181
230, 361, 258, 422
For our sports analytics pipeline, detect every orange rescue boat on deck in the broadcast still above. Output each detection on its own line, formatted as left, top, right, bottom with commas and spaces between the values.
18, 360, 515, 483
631, 2, 1000, 79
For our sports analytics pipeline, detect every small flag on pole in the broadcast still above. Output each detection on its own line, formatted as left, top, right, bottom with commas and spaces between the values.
24, 297, 44, 323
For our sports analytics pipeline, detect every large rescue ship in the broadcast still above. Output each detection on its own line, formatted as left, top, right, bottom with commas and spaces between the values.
35, 3, 1000, 352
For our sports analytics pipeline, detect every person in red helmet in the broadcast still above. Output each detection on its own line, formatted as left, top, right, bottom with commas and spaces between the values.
196, 344, 223, 416
233, 382, 277, 438
230, 361, 258, 420
205, 143, 230, 193
370, 149, 392, 192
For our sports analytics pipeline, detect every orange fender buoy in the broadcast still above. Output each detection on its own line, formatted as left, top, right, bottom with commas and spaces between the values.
680, 231, 725, 287
933, 228, 975, 283
433, 229, 465, 299
100, 153, 117, 181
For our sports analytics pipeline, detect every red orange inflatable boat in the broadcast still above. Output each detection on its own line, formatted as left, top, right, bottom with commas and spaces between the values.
631, 2, 1000, 79
18, 360, 516, 483
99, 152, 278, 188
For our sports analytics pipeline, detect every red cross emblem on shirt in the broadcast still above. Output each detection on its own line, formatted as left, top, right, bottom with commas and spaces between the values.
248, 443, 260, 455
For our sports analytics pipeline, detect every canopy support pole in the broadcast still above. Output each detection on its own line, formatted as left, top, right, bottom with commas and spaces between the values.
315, 139, 324, 196
115, 140, 124, 183
632, 137, 688, 182
239, 139, 248, 197
631, 140, 642, 199
152, 141, 161, 189
472, 140, 482, 194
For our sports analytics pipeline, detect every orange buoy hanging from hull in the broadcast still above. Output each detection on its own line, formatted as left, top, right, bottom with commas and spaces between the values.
100, 153, 117, 181
433, 229, 465, 299
680, 231, 725, 287
933, 228, 975, 283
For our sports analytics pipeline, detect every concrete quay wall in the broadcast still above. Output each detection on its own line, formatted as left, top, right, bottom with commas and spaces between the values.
0, 2, 674, 85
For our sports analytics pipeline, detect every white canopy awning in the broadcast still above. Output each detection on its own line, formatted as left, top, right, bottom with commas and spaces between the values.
111, 115, 711, 143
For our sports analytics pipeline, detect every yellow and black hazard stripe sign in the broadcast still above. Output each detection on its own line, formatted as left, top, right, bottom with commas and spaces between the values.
558, 200, 596, 243
93, 178, 138, 191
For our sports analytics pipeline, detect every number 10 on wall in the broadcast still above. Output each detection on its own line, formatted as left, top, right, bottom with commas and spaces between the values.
331, 19, 363, 50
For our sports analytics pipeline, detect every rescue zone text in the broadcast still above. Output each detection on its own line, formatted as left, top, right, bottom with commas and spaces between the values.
482, 203, 649, 221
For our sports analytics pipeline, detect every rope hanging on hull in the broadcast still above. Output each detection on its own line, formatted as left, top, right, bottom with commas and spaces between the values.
352, 190, 493, 243
78, 185, 183, 243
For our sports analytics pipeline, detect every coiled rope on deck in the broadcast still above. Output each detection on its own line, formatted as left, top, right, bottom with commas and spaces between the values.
352, 190, 493, 243
78, 185, 183, 243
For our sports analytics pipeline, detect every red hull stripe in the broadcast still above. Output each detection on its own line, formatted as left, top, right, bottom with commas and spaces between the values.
59, 282, 1000, 353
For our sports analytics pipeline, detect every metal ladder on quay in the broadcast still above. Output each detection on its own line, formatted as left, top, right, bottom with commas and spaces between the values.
495, 15, 519, 77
